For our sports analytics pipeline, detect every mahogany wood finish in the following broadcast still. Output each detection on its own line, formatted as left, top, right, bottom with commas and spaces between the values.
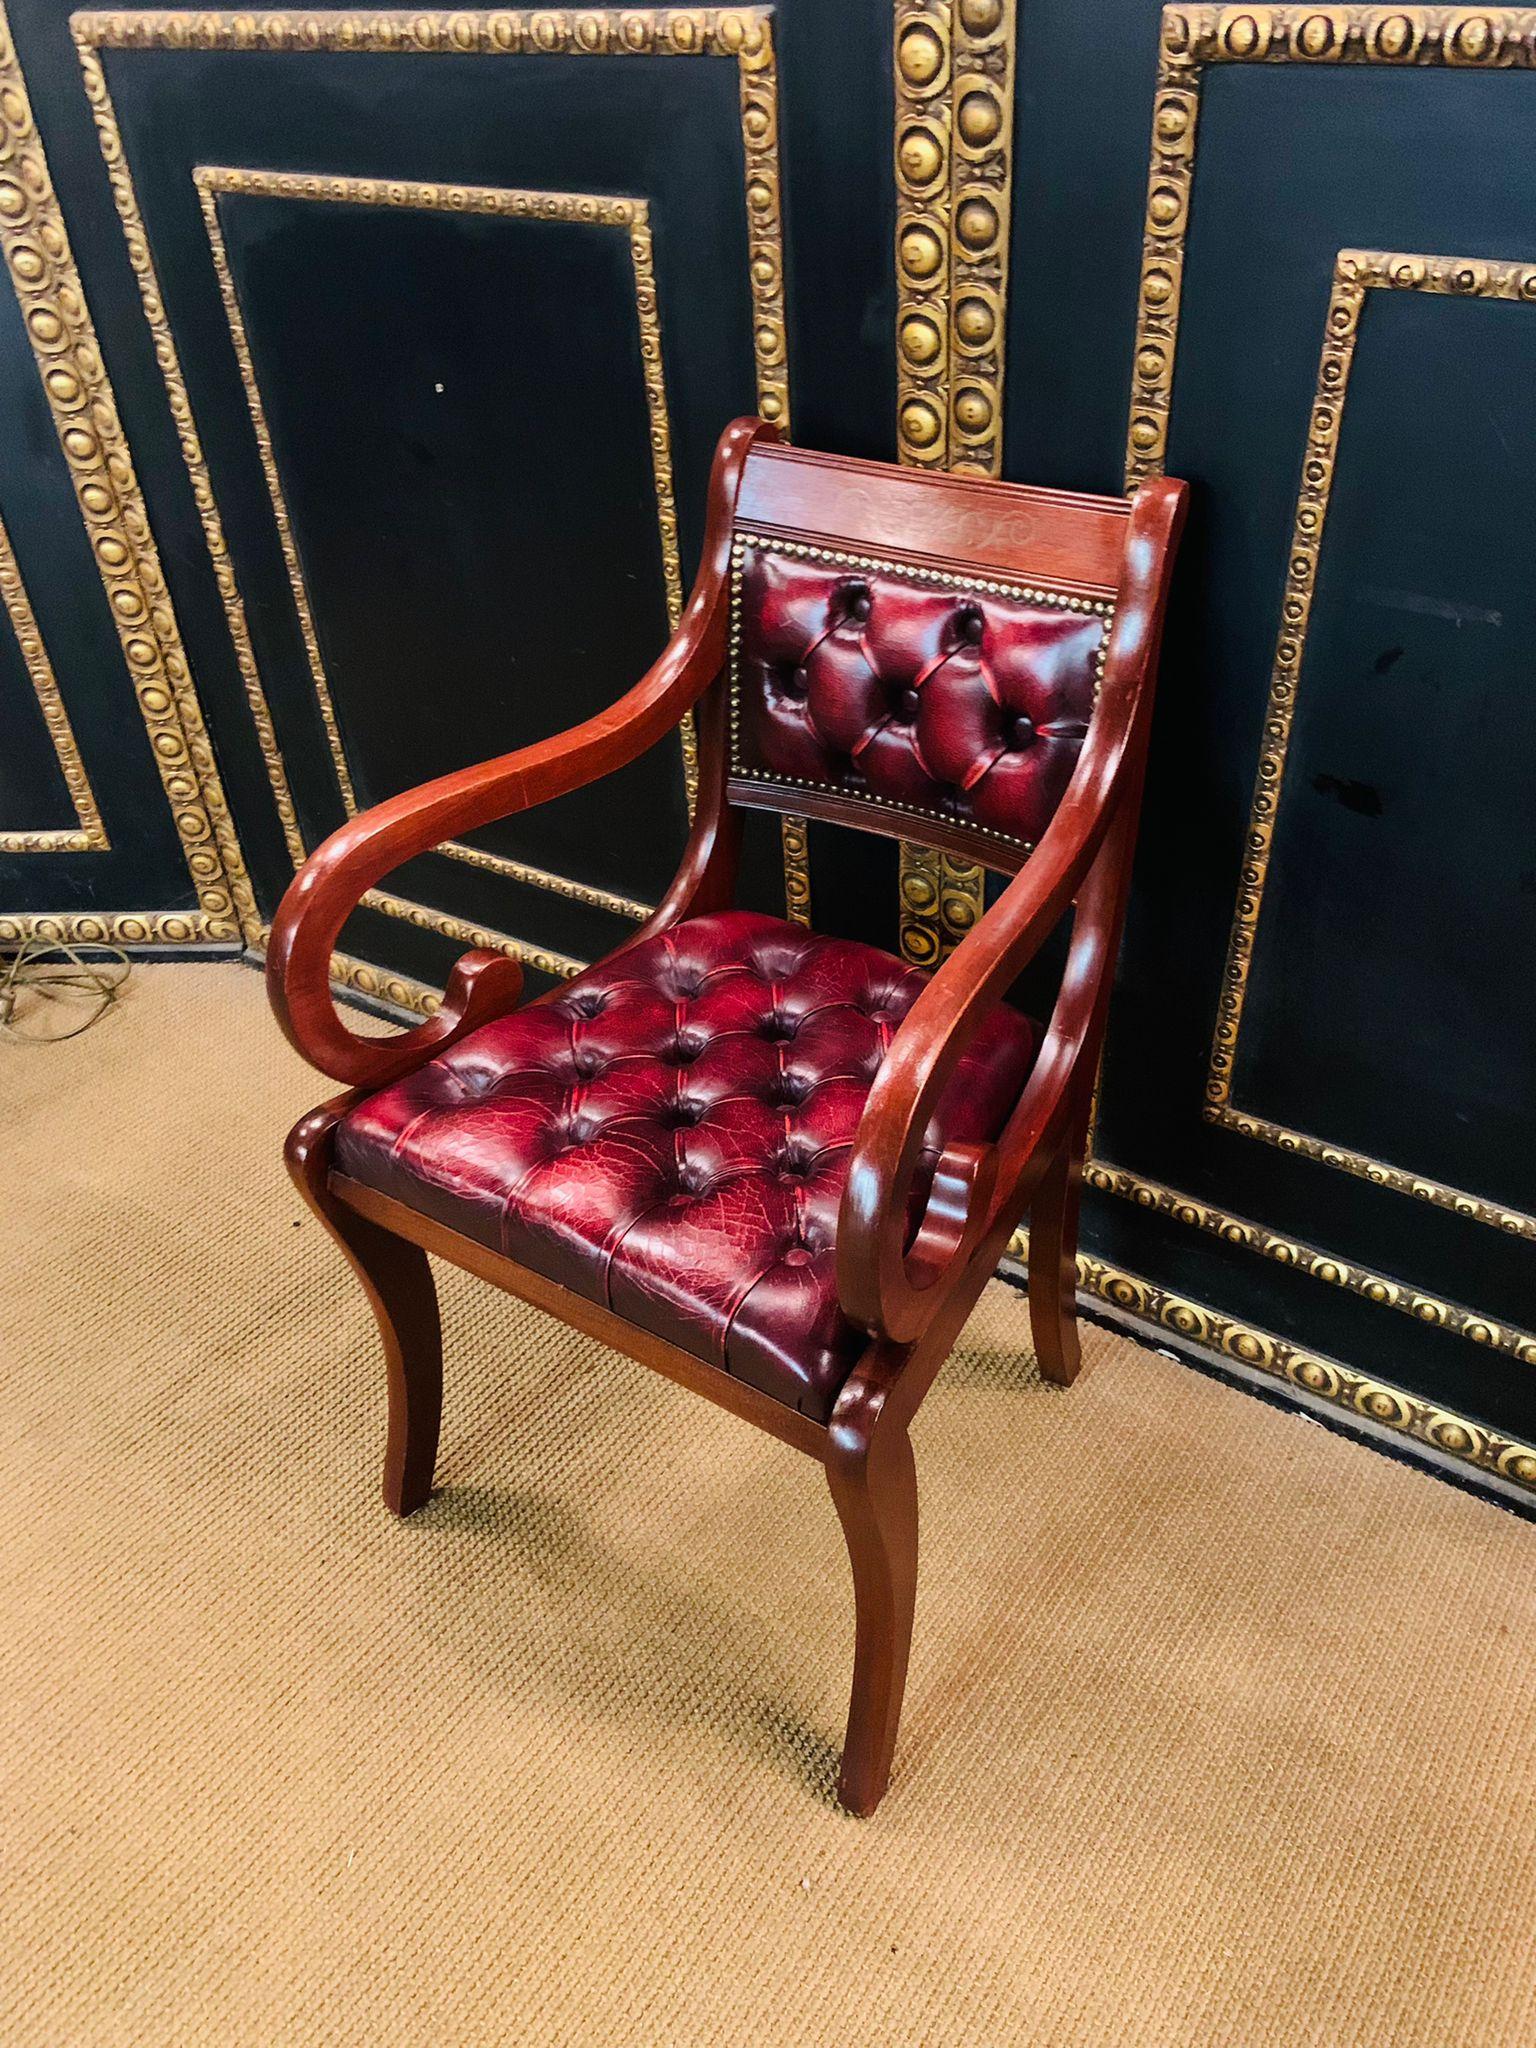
735, 442, 1132, 592
269, 421, 1186, 1815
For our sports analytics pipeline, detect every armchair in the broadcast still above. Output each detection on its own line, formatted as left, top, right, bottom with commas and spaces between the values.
269, 419, 1186, 1814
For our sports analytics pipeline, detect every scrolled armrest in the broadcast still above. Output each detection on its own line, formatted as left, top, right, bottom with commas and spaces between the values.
835, 783, 1117, 1343
267, 415, 774, 1089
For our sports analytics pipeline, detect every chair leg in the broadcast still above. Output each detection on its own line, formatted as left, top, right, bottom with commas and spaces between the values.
826, 1422, 918, 1816
1028, 1138, 1085, 1387
286, 1109, 443, 1516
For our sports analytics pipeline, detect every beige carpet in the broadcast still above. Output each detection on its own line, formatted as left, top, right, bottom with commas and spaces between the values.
3, 962, 1534, 2046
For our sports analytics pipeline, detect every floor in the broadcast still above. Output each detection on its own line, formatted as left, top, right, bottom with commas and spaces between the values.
3, 962, 1534, 2046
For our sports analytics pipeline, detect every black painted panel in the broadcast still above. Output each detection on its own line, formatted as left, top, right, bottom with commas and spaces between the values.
1005, 0, 1162, 492
95, 40, 754, 917
1241, 285, 1536, 1215
0, 235, 202, 918
0, 571, 76, 834
4, 0, 899, 952
220, 189, 689, 899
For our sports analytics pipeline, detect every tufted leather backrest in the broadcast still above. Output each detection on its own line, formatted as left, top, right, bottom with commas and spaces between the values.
723, 442, 1123, 870
729, 539, 1111, 862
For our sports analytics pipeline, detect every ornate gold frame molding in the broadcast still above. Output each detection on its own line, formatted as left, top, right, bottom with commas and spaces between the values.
1008, 1223, 1536, 1498
0, 508, 108, 853
894, 0, 1014, 476
1199, 246, 1536, 1242
893, 0, 1015, 965
323, 944, 439, 1017
1084, 1160, 1536, 1363
363, 885, 585, 982
1126, 6, 1536, 492
195, 165, 679, 921
778, 813, 812, 924
0, 1, 253, 943
72, 6, 796, 941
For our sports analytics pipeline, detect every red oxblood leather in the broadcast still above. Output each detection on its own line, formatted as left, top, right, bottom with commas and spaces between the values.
336, 911, 1038, 1419
734, 543, 1106, 848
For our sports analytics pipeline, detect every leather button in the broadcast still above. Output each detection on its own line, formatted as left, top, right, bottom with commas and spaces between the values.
1009, 713, 1036, 749
782, 1247, 813, 1267
779, 665, 809, 702
893, 686, 922, 723
841, 579, 872, 623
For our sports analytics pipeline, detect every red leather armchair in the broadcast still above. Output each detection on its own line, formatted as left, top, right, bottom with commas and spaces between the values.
269, 421, 1186, 1814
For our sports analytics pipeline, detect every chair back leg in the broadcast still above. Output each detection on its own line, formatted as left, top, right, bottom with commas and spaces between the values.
285, 1108, 443, 1516
1027, 1136, 1086, 1388
825, 1419, 919, 1815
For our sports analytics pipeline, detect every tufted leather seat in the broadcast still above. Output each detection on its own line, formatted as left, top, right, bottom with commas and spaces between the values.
336, 911, 1038, 1420
735, 543, 1107, 848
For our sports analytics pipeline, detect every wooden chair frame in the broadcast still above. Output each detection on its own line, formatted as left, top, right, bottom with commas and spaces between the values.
269, 419, 1186, 1814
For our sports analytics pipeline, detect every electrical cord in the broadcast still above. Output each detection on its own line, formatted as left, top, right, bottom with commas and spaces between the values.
0, 937, 130, 1043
